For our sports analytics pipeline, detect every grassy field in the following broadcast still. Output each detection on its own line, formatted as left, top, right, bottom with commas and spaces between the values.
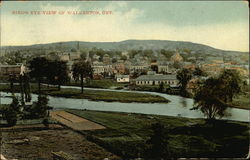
1, 128, 120, 160
232, 93, 250, 110
46, 88, 169, 103
0, 84, 169, 103
66, 109, 249, 159
68, 79, 127, 89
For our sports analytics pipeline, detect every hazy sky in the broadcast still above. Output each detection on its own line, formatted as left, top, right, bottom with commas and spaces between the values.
0, 1, 249, 52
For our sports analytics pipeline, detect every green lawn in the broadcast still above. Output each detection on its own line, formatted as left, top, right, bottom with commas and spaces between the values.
46, 88, 169, 103
68, 79, 127, 89
66, 109, 249, 159
232, 93, 250, 110
0, 84, 169, 103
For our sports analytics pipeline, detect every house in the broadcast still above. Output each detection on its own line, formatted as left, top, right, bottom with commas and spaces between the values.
129, 63, 150, 73
103, 54, 111, 65
69, 52, 80, 61
113, 63, 126, 74
92, 62, 113, 77
116, 75, 129, 83
60, 53, 70, 61
133, 74, 179, 87
0, 64, 22, 77
158, 65, 169, 73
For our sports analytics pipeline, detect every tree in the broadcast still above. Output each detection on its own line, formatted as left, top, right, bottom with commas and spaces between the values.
177, 68, 192, 97
29, 57, 49, 94
111, 58, 117, 63
47, 60, 69, 90
8, 74, 16, 95
192, 77, 232, 120
145, 123, 170, 159
172, 61, 182, 69
120, 55, 127, 61
28, 95, 50, 119
159, 82, 164, 92
193, 67, 207, 77
19, 73, 31, 104
72, 60, 93, 93
3, 97, 19, 126
80, 51, 87, 60
218, 69, 242, 102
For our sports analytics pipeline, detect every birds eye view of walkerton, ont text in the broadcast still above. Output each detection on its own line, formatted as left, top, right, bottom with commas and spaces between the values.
0, 1, 249, 160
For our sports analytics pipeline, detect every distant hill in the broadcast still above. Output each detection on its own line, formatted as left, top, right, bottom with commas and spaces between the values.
1, 40, 248, 56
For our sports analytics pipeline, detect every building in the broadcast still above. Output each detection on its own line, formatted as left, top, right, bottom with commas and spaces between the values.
0, 64, 22, 77
69, 52, 80, 61
103, 54, 110, 65
133, 74, 179, 87
60, 53, 70, 61
129, 63, 150, 73
158, 65, 169, 73
113, 63, 126, 74
116, 75, 130, 83
92, 61, 113, 76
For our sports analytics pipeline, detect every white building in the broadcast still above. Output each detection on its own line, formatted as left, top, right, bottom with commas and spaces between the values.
116, 75, 130, 83
134, 74, 179, 87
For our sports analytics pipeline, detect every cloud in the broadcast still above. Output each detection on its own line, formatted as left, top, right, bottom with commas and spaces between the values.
1, 1, 248, 52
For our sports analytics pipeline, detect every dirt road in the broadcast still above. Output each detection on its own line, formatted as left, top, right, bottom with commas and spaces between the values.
50, 110, 106, 131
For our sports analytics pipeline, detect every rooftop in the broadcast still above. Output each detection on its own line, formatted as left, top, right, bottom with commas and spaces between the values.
135, 74, 177, 81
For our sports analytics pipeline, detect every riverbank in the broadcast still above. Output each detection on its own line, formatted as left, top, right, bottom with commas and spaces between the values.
65, 109, 249, 159
0, 84, 169, 103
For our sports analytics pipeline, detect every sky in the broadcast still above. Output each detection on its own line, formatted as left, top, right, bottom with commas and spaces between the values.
0, 1, 249, 52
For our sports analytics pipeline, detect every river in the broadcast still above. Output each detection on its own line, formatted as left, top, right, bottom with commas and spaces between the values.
0, 86, 249, 122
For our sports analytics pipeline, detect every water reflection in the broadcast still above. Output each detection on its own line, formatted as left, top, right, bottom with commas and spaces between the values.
181, 96, 187, 108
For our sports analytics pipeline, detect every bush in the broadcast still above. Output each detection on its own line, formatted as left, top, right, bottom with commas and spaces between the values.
2, 97, 19, 126
4, 108, 18, 126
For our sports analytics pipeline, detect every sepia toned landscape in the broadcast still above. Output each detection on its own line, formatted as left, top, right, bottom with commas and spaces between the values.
0, 1, 249, 160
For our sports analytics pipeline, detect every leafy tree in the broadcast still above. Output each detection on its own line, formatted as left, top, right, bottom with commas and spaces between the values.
23, 74, 31, 102
177, 68, 192, 97
19, 73, 31, 104
172, 61, 182, 69
80, 51, 87, 60
143, 49, 153, 57
193, 67, 207, 76
145, 123, 170, 159
120, 55, 127, 61
29, 57, 49, 94
72, 60, 93, 93
192, 70, 242, 120
218, 69, 242, 102
28, 95, 50, 119
3, 97, 19, 126
47, 60, 69, 90
192, 77, 232, 120
112, 58, 117, 63
159, 82, 164, 92
160, 49, 174, 60
48, 52, 59, 60
8, 75, 16, 95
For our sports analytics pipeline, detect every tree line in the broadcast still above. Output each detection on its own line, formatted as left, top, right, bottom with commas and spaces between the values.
28, 57, 93, 94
